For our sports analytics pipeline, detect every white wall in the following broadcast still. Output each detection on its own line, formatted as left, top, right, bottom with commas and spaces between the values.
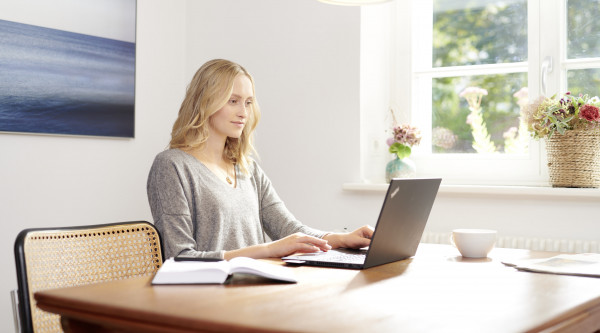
184, 0, 368, 233
2, 0, 598, 331
1, 1, 186, 330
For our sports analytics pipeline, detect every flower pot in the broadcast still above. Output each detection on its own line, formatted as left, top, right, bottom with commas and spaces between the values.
385, 157, 416, 183
545, 128, 600, 188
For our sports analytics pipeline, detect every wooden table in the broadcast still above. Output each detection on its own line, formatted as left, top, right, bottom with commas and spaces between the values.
35, 244, 600, 333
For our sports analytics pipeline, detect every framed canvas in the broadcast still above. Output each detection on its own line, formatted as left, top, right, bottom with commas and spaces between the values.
0, 0, 136, 138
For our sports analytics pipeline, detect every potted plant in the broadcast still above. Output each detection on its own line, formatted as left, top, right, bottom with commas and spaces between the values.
385, 115, 422, 183
524, 91, 600, 187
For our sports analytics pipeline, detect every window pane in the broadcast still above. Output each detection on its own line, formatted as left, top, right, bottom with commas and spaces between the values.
433, 0, 528, 67
567, 0, 600, 59
432, 73, 528, 153
567, 68, 600, 95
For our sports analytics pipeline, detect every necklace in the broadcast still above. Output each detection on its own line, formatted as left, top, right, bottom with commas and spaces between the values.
209, 163, 233, 185
189, 148, 234, 185
221, 162, 234, 185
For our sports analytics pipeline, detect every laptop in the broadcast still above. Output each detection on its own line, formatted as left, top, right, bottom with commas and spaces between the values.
282, 178, 441, 269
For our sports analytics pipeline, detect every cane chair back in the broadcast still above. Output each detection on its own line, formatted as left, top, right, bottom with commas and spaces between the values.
14, 221, 163, 333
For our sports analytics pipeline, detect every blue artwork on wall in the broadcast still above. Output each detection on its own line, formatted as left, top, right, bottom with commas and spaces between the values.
0, 16, 135, 138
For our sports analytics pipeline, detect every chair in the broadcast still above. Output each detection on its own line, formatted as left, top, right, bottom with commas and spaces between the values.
13, 221, 164, 333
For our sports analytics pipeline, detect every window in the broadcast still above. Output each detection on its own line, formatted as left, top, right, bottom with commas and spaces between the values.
360, 0, 600, 185
565, 0, 600, 92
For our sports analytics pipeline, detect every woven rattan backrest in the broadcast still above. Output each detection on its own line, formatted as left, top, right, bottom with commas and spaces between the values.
14, 221, 163, 333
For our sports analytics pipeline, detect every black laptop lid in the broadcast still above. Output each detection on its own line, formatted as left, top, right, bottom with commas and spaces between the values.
362, 178, 441, 269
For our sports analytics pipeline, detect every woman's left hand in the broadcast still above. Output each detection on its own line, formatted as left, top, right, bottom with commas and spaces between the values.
323, 225, 374, 249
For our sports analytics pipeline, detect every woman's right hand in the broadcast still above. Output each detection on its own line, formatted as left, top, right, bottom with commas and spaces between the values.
265, 232, 332, 258
224, 232, 331, 260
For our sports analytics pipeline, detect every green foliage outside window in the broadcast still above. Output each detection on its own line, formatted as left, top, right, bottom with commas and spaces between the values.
433, 0, 527, 67
431, 0, 600, 154
567, 0, 600, 94
432, 0, 528, 153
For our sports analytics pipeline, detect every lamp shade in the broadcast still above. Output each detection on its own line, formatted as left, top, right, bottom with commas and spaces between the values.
318, 0, 392, 5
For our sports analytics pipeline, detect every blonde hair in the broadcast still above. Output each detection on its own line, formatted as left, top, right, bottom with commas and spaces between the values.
170, 59, 260, 175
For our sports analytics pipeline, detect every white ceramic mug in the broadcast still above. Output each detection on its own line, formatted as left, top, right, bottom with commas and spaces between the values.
451, 229, 497, 258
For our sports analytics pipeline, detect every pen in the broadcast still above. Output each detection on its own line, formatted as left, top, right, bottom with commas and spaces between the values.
174, 256, 224, 262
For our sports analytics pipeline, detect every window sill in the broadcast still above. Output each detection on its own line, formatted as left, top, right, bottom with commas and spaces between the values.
342, 182, 600, 199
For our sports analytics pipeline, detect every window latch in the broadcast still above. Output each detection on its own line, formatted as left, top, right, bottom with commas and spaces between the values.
541, 56, 553, 97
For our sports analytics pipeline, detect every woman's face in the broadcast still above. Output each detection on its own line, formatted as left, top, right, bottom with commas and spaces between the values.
209, 74, 253, 141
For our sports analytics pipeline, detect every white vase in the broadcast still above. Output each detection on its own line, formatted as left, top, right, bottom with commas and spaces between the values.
385, 156, 416, 183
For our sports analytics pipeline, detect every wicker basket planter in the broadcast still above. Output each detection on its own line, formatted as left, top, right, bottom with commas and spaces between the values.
545, 128, 600, 188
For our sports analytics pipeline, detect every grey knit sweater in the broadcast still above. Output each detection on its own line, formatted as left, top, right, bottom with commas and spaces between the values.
147, 149, 326, 259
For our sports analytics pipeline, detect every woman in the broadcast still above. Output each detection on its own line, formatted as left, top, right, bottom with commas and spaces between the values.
147, 59, 372, 259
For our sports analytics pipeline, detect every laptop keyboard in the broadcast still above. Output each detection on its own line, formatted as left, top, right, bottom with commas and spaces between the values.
318, 250, 366, 263
282, 249, 368, 266
331, 252, 365, 263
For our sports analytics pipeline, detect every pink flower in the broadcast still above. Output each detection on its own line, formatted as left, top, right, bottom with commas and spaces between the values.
466, 113, 475, 125
459, 87, 488, 98
391, 124, 421, 147
579, 104, 600, 122
460, 86, 488, 110
513, 87, 529, 108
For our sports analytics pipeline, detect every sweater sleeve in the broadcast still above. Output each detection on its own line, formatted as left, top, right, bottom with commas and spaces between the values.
252, 162, 328, 240
147, 153, 225, 260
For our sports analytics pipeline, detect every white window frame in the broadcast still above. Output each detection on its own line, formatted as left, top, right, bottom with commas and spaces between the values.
359, 0, 599, 186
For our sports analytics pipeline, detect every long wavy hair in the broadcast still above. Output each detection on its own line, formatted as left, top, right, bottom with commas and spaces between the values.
169, 59, 260, 175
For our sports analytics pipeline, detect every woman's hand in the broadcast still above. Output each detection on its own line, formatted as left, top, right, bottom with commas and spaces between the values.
323, 225, 374, 249
224, 232, 331, 260
265, 232, 332, 258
